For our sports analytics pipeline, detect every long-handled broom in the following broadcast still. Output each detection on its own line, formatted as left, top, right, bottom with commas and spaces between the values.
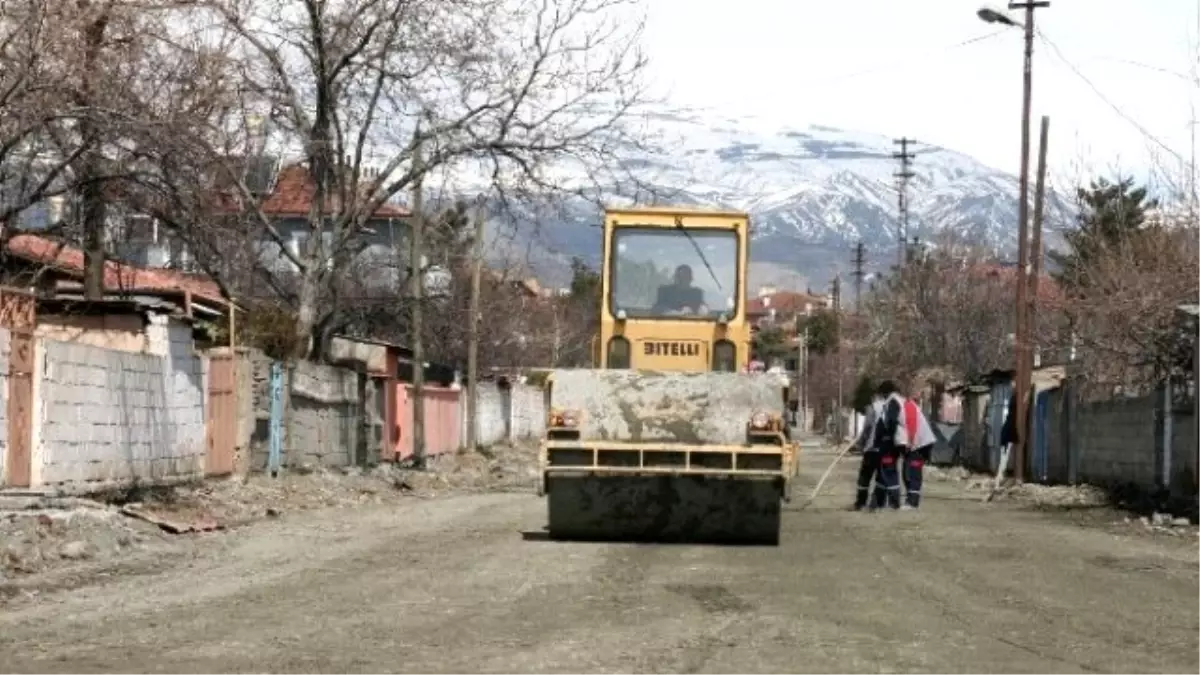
795, 441, 857, 510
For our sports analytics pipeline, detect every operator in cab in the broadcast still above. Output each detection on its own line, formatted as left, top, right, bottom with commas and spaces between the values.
653, 264, 709, 315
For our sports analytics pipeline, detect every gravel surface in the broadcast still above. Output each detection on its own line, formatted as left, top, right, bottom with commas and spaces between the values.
0, 441, 540, 600
0, 441, 1196, 673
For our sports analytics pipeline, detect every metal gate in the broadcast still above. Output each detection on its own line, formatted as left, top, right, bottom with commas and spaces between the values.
205, 349, 237, 476
1031, 389, 1050, 482
0, 287, 35, 487
985, 380, 1012, 474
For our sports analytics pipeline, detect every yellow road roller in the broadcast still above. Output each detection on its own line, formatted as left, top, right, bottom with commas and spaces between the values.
537, 206, 798, 545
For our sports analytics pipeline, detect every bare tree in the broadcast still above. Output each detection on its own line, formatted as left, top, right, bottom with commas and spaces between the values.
1054, 222, 1199, 394
0, 1, 88, 230
2, 0, 243, 299
178, 0, 648, 358
861, 233, 1063, 384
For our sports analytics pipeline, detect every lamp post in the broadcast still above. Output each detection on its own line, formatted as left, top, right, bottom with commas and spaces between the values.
977, 2, 1049, 483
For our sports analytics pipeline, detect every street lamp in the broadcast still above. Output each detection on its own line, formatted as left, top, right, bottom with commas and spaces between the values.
976, 5, 1022, 27
977, 1, 1049, 484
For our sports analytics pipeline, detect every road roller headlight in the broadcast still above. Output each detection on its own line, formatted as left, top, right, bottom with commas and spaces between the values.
750, 411, 770, 429
560, 409, 580, 428
549, 408, 582, 428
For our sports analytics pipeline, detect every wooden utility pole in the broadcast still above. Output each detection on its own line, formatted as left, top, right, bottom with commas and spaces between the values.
892, 138, 917, 268
795, 313, 809, 432
1010, 0, 1050, 483
465, 197, 486, 450
832, 274, 843, 441
409, 149, 427, 468
1028, 116, 1050, 369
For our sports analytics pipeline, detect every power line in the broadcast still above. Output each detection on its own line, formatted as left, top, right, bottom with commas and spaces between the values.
1037, 30, 1185, 164
784, 30, 1009, 89
892, 137, 916, 268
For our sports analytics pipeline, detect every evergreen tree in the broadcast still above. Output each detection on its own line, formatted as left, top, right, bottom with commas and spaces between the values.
1051, 177, 1158, 288
851, 375, 876, 412
568, 256, 600, 300
797, 309, 838, 355
751, 325, 790, 362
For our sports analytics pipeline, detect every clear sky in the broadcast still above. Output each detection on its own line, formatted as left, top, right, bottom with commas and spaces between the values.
640, 0, 1199, 190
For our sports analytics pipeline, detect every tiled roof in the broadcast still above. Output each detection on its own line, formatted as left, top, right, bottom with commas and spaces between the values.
251, 164, 409, 218
5, 235, 228, 308
746, 291, 830, 316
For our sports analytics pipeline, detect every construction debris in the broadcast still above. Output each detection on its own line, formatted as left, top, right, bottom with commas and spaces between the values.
1, 441, 541, 598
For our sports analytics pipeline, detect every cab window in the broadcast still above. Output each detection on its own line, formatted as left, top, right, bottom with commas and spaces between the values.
610, 227, 738, 319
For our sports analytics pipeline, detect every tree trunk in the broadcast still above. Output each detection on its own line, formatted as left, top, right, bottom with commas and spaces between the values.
409, 152, 426, 468
79, 5, 109, 301
80, 166, 107, 300
294, 269, 320, 359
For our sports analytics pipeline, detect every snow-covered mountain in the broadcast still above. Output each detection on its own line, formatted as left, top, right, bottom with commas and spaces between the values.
484, 108, 1074, 291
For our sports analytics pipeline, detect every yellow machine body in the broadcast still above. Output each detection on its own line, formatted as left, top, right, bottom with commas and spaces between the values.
538, 206, 798, 545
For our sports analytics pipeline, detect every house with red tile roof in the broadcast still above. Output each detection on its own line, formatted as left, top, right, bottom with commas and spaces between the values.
114, 158, 410, 285
746, 287, 833, 329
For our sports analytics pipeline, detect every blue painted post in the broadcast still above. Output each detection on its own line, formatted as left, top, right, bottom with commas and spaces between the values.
268, 361, 284, 477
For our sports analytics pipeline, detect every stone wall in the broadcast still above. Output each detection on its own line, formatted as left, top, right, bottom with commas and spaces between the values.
36, 338, 206, 488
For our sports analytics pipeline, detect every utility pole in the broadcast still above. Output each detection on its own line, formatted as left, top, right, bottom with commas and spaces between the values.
850, 241, 866, 315
831, 274, 843, 442
409, 146, 427, 469
465, 196, 486, 451
892, 138, 916, 268
1029, 116, 1050, 370
1009, 0, 1049, 484
796, 313, 809, 432
905, 236, 923, 264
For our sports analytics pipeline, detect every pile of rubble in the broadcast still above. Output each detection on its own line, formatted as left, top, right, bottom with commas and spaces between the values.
1, 441, 540, 599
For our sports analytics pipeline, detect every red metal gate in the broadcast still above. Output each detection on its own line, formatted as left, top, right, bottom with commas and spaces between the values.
390, 384, 462, 461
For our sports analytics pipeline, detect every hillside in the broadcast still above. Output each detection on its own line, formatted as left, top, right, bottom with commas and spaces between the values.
481, 108, 1074, 291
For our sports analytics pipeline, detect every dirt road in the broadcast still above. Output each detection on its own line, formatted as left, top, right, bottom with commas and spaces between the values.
1, 444, 1196, 674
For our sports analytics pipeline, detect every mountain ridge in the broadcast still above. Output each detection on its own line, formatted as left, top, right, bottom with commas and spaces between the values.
481, 107, 1074, 292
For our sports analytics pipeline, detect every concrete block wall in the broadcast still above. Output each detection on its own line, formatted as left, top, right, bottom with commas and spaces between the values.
1075, 393, 1158, 488
1042, 388, 1069, 484
471, 382, 508, 446
37, 339, 205, 488
246, 350, 364, 470
288, 359, 361, 468
0, 328, 9, 480
1170, 410, 1197, 497
510, 383, 545, 439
